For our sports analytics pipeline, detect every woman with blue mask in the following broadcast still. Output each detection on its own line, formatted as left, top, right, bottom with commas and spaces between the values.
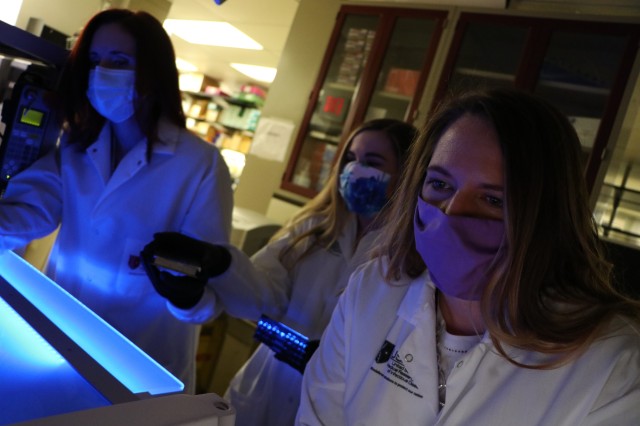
297, 88, 640, 425
0, 9, 235, 393
186, 118, 416, 425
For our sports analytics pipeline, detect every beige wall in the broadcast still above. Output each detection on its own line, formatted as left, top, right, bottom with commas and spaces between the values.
16, 0, 98, 35
233, 0, 342, 217
15, 0, 171, 38
235, 0, 640, 224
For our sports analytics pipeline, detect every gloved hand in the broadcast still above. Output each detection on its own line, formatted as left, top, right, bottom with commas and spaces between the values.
140, 232, 232, 309
253, 315, 320, 374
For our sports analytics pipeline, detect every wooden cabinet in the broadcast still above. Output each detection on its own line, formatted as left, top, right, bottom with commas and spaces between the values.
434, 13, 640, 192
281, 6, 447, 198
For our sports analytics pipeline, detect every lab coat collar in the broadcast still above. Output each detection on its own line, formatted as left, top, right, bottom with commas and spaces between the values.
86, 124, 145, 186
87, 119, 184, 183
87, 120, 185, 206
398, 272, 436, 325
337, 213, 381, 265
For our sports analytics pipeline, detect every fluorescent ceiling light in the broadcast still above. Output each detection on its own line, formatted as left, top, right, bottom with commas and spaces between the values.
231, 63, 277, 83
0, 0, 22, 25
164, 19, 263, 50
176, 57, 198, 72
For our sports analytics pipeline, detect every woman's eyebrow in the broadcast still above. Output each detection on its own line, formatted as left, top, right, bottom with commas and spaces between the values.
427, 165, 504, 191
426, 165, 451, 176
364, 152, 387, 161
482, 183, 504, 191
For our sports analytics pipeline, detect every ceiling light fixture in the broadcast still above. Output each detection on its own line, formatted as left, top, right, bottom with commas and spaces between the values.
231, 63, 277, 83
214, 0, 226, 4
163, 19, 263, 50
175, 57, 198, 72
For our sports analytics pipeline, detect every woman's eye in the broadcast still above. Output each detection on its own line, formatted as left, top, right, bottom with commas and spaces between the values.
363, 160, 383, 169
111, 57, 131, 68
427, 179, 449, 191
486, 195, 503, 208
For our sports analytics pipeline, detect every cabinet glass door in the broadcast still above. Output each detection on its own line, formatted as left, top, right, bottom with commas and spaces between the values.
592, 77, 640, 247
446, 21, 527, 94
289, 14, 379, 195
533, 31, 628, 155
436, 14, 639, 195
365, 17, 439, 122
282, 7, 446, 198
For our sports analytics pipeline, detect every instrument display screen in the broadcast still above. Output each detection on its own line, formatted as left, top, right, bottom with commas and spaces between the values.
19, 107, 45, 127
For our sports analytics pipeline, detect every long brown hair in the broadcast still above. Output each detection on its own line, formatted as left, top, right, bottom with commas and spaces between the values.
58, 9, 185, 155
380, 88, 640, 367
275, 118, 418, 267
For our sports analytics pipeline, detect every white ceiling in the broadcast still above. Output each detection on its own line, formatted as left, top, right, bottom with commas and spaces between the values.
12, 0, 298, 90
166, 0, 299, 90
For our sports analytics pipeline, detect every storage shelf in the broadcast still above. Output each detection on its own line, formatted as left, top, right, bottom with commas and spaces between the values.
538, 79, 609, 96
454, 67, 515, 82
186, 115, 218, 126
182, 90, 229, 102
308, 130, 341, 144
454, 67, 610, 96
374, 90, 412, 101
325, 82, 357, 92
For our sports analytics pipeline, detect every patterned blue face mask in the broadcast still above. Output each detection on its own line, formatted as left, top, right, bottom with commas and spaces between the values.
338, 162, 391, 217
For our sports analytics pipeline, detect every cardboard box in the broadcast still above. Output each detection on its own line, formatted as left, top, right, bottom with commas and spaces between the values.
384, 68, 420, 96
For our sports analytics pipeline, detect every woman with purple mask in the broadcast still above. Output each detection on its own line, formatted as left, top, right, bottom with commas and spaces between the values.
297, 88, 640, 425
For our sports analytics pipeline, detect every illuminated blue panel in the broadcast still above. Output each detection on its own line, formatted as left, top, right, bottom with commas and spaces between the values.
0, 296, 110, 425
0, 250, 183, 395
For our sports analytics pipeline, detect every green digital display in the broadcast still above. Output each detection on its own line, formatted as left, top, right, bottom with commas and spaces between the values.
19, 107, 44, 127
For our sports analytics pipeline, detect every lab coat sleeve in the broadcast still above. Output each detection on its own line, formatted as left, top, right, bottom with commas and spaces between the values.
197, 219, 322, 322
171, 241, 290, 323
179, 146, 233, 243
296, 264, 355, 425
210, 242, 290, 321
0, 149, 62, 251
166, 142, 233, 323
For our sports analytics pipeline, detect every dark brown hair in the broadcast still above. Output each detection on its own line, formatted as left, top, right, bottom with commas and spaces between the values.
59, 9, 185, 153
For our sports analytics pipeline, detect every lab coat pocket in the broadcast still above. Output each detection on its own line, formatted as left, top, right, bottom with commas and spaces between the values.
114, 238, 153, 302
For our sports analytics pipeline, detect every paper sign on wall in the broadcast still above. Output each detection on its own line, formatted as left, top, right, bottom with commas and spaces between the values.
249, 117, 295, 162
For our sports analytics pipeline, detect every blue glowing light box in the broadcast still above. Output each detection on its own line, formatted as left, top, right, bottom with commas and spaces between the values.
0, 250, 184, 425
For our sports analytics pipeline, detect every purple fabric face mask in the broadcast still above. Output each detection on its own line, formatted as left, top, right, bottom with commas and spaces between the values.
413, 196, 505, 301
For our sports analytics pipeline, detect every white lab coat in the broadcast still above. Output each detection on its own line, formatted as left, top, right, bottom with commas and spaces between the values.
0, 120, 233, 392
223, 214, 380, 426
298, 258, 640, 425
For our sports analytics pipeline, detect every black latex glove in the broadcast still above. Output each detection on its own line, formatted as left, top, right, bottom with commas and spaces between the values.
140, 232, 232, 309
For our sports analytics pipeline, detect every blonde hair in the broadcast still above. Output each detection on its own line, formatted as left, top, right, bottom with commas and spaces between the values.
274, 119, 418, 267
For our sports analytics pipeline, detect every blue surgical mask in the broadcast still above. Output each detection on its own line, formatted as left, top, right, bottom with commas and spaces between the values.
87, 66, 136, 123
339, 161, 391, 217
